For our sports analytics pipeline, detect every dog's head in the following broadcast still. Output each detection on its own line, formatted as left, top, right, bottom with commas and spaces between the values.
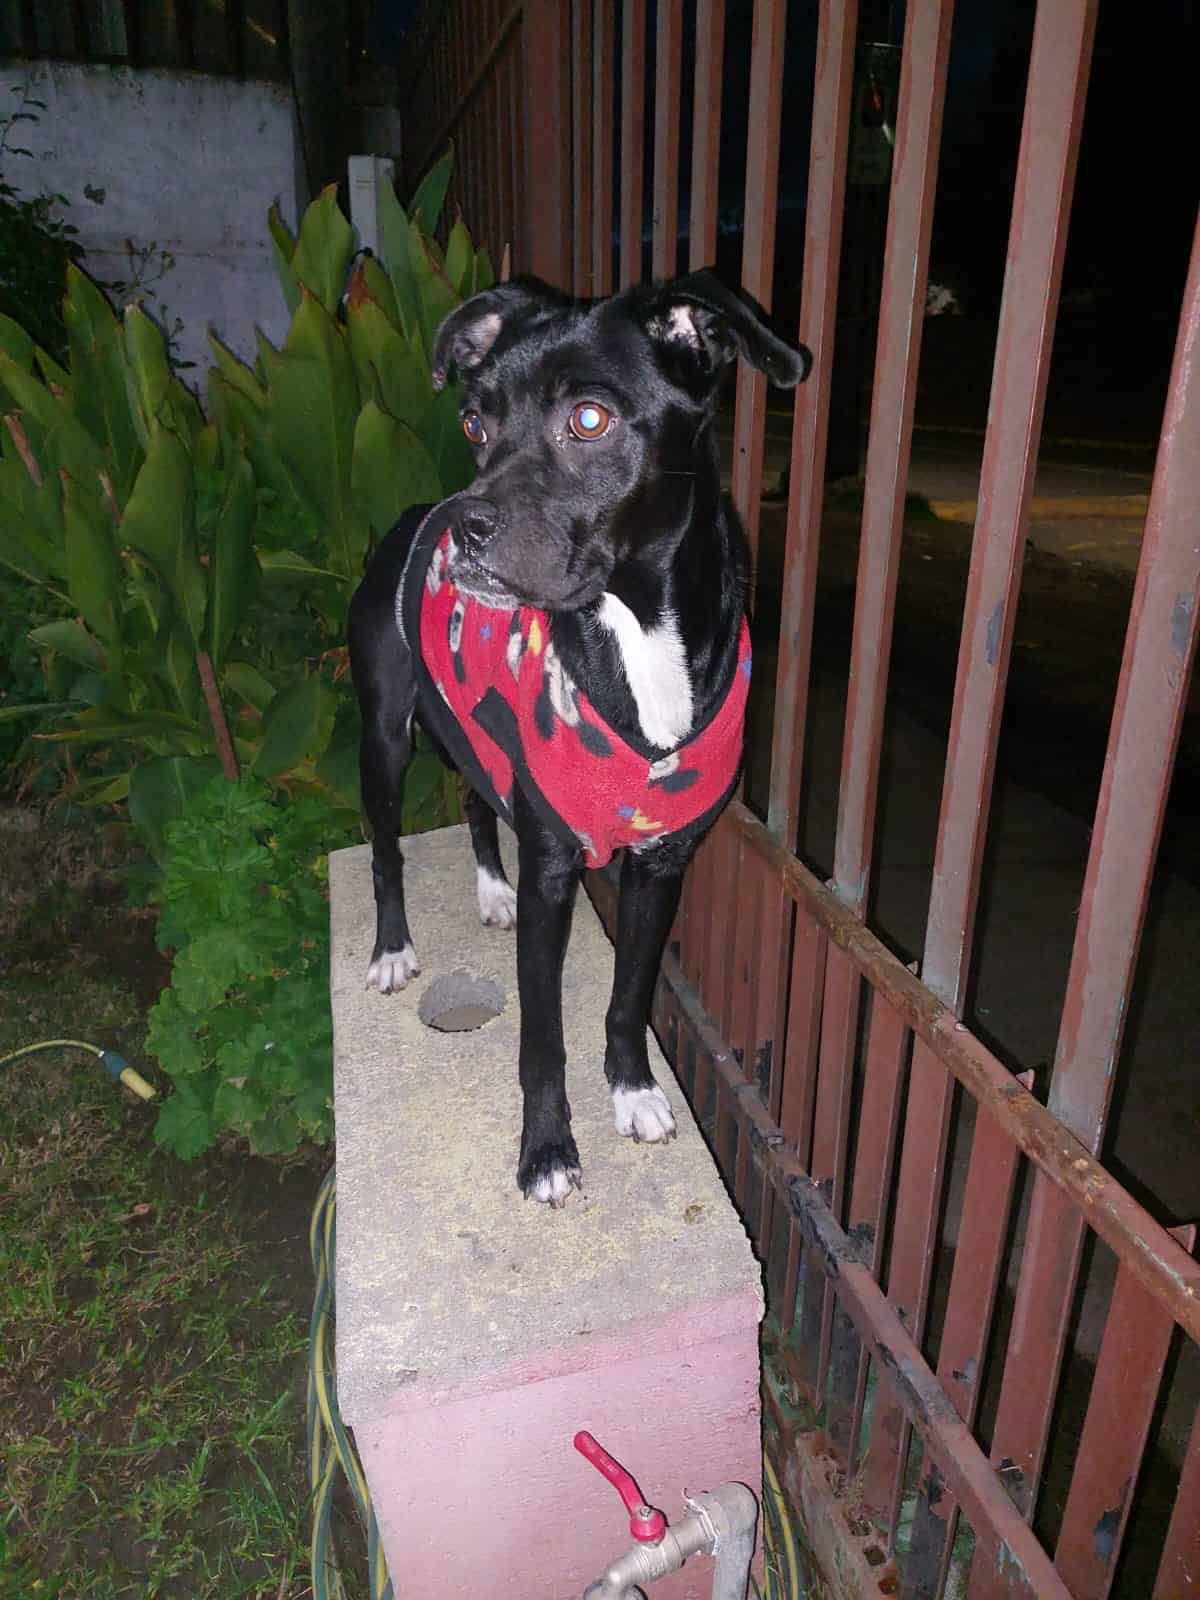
429, 272, 811, 610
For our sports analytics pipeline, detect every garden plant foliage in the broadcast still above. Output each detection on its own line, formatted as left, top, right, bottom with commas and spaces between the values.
0, 149, 488, 1155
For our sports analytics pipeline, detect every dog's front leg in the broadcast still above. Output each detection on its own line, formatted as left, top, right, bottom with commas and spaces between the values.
604, 838, 692, 1144
514, 790, 585, 1206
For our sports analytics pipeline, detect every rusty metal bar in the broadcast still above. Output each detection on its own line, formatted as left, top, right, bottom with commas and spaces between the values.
922, 0, 1095, 1011
729, 0, 786, 562
619, 0, 647, 288
832, 0, 954, 919
652, 990, 1071, 1599
1051, 206, 1200, 1149
765, 0, 857, 845
688, 0, 725, 271
591, 0, 615, 294
1055, 1225, 1195, 1598
1154, 1397, 1200, 1598
522, 0, 571, 285
720, 799, 1200, 1347
651, 0, 682, 280
571, 0, 594, 295
982, 199, 1200, 1536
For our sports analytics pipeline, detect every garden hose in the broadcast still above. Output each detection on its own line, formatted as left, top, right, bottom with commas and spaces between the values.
308, 1168, 394, 1600
0, 1038, 156, 1099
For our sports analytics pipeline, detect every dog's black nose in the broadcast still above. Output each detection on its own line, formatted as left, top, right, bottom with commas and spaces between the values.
453, 497, 500, 555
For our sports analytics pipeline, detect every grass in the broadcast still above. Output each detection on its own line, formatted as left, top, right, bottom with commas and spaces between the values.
0, 804, 365, 1598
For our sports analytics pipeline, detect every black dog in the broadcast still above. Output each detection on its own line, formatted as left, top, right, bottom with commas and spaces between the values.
348, 272, 809, 1205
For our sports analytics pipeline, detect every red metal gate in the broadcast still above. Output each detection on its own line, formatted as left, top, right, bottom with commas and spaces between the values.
397, 3, 1200, 1594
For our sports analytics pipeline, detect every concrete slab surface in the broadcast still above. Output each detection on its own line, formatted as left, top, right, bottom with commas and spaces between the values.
330, 829, 763, 1426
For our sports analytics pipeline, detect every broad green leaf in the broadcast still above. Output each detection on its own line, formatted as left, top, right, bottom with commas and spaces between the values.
29, 619, 106, 671
43, 413, 108, 494
251, 676, 336, 777
64, 265, 141, 499
207, 332, 266, 409
67, 671, 110, 705
129, 753, 223, 859
409, 226, 459, 363
222, 660, 278, 712
474, 246, 497, 294
267, 291, 367, 580
0, 349, 65, 431
0, 313, 34, 370
62, 472, 122, 647
0, 700, 76, 724
427, 384, 476, 494
121, 428, 207, 645
352, 401, 442, 538
124, 304, 203, 448
34, 345, 72, 394
83, 770, 132, 803
153, 1079, 217, 1159
163, 621, 201, 719
346, 293, 432, 431
375, 181, 420, 339
409, 147, 453, 235
256, 548, 345, 584
290, 185, 355, 315
352, 255, 401, 328
268, 202, 300, 315
0, 452, 64, 581
443, 219, 473, 294
315, 736, 360, 809
206, 452, 256, 667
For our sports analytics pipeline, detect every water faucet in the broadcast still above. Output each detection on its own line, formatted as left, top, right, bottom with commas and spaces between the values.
574, 1430, 759, 1600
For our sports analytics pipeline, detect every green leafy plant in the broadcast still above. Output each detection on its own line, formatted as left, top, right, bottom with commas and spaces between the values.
0, 149, 485, 849
146, 775, 338, 1158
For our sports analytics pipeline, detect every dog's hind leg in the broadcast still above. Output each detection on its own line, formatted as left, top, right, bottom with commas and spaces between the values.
513, 789, 585, 1205
465, 789, 517, 930
603, 838, 693, 1144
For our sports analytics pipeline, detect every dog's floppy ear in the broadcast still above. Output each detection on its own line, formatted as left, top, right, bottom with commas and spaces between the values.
644, 270, 811, 388
431, 277, 570, 390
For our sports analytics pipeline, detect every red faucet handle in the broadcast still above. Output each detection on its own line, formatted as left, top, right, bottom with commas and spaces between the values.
573, 1430, 668, 1543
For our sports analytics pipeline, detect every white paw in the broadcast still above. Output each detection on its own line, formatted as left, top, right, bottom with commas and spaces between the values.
477, 866, 517, 930
531, 1164, 582, 1208
366, 944, 421, 993
612, 1084, 677, 1144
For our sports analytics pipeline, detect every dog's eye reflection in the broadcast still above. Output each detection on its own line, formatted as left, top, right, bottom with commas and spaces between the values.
462, 412, 487, 446
567, 401, 613, 441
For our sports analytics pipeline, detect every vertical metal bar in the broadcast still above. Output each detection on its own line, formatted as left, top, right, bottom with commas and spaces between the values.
729, 0, 786, 563
923, 0, 1095, 1012
778, 905, 826, 1173
619, 0, 647, 287
831, 0, 954, 920
765, 0, 857, 845
1154, 1399, 1200, 1598
1055, 1225, 1195, 1599
651, 0, 682, 279
592, 0, 616, 294
688, 0, 724, 272
984, 198, 1200, 1539
498, 44, 517, 265
523, 0, 572, 285
572, 0, 594, 295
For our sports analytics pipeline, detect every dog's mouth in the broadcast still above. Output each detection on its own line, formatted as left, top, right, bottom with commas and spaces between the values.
447, 548, 608, 613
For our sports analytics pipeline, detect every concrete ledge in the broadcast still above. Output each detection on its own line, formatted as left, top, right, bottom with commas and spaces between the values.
330, 827, 764, 1597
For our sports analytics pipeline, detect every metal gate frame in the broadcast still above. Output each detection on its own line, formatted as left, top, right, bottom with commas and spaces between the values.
397, 3, 1200, 1594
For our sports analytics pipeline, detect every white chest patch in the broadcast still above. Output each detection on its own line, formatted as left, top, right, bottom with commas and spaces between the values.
597, 593, 694, 750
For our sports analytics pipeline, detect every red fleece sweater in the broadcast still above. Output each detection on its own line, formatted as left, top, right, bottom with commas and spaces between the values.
406, 520, 750, 868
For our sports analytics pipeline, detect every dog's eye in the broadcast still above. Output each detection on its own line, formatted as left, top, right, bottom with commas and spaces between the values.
567, 401, 613, 441
462, 412, 487, 446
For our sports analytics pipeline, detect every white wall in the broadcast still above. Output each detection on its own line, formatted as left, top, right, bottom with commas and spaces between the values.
0, 62, 301, 379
